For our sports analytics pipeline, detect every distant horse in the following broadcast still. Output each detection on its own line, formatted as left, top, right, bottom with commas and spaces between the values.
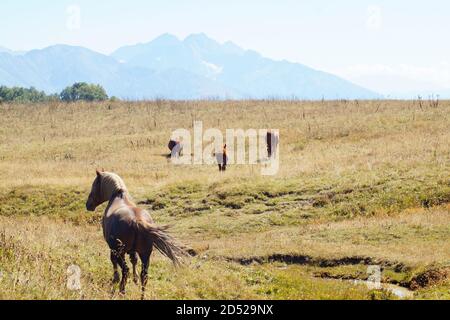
86, 170, 185, 296
168, 140, 183, 158
266, 130, 279, 158
215, 144, 228, 172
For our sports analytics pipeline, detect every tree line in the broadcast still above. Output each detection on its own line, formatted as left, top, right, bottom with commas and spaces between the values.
0, 82, 110, 103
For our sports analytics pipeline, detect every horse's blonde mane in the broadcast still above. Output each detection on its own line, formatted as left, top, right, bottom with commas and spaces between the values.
97, 171, 137, 208
101, 172, 128, 195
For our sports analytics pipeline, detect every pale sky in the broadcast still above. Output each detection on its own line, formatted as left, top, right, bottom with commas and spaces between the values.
1, 0, 450, 96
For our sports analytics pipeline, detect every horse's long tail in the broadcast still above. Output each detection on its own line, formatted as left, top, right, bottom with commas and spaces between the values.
137, 221, 185, 267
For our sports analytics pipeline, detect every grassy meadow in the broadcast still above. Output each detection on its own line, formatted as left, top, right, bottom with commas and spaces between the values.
0, 99, 449, 300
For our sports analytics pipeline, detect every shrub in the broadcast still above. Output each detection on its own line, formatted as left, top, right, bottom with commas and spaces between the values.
60, 82, 108, 102
0, 86, 53, 103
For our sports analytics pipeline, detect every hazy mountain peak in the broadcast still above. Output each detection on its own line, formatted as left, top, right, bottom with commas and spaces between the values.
0, 46, 11, 53
151, 33, 180, 45
185, 32, 208, 39
36, 44, 90, 52
0, 46, 26, 56
222, 41, 245, 55
25, 45, 108, 62
184, 33, 222, 53
184, 33, 215, 43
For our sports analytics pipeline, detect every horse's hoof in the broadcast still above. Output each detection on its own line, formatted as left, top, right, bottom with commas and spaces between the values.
113, 274, 120, 284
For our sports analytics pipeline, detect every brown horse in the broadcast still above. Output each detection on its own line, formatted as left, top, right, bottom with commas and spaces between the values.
86, 170, 185, 296
266, 130, 279, 158
215, 144, 228, 172
168, 140, 183, 158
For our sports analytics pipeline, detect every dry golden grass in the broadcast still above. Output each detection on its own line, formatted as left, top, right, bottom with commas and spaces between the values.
0, 99, 449, 300
1, 99, 448, 188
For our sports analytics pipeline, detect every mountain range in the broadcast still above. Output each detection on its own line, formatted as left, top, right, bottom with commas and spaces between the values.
0, 33, 380, 100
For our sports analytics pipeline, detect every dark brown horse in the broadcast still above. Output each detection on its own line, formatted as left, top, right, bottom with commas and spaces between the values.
266, 130, 279, 158
168, 140, 183, 158
86, 170, 185, 297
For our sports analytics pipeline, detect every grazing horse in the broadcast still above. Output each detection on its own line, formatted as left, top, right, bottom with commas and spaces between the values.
168, 140, 183, 158
86, 170, 185, 296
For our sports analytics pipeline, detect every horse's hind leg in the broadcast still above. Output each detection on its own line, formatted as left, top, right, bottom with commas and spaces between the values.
130, 252, 139, 285
117, 252, 129, 294
110, 251, 120, 284
139, 248, 153, 300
